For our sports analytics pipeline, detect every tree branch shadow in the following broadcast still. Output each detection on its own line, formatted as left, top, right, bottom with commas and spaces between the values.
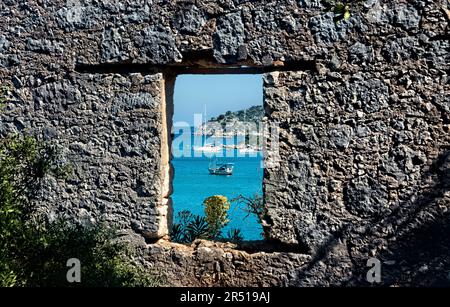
293, 149, 450, 286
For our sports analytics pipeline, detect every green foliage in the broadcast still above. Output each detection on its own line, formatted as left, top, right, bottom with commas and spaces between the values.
170, 223, 184, 243
171, 195, 232, 243
208, 105, 264, 127
3, 219, 163, 287
171, 194, 265, 244
185, 215, 210, 242
226, 229, 243, 243
0, 267, 18, 287
203, 195, 230, 239
171, 210, 209, 243
334, 2, 351, 21
0, 86, 6, 101
0, 135, 66, 252
0, 135, 163, 287
323, 0, 359, 23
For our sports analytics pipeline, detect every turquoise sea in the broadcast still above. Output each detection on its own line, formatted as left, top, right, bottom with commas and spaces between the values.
171, 132, 264, 240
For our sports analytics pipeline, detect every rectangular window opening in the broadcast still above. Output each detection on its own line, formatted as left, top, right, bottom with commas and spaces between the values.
167, 73, 265, 244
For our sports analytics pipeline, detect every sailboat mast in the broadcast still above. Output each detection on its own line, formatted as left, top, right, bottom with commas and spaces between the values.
203, 104, 207, 143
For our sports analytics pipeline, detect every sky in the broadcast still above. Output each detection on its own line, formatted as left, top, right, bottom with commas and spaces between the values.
173, 74, 263, 125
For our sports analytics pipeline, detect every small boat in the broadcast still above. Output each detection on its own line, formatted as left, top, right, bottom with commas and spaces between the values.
238, 147, 258, 153
209, 162, 234, 175
193, 144, 220, 152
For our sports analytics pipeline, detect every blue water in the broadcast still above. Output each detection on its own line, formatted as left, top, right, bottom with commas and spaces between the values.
171, 134, 264, 240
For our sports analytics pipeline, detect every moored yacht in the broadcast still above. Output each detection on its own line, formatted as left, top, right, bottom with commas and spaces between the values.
208, 160, 234, 175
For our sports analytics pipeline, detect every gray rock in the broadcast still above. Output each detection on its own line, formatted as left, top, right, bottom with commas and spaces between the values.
135, 27, 182, 64
365, 1, 389, 24
383, 37, 420, 63
344, 176, 388, 218
340, 79, 389, 113
33, 81, 82, 110
101, 28, 125, 63
348, 42, 374, 64
389, 5, 421, 31
309, 12, 342, 43
309, 12, 363, 44
111, 92, 157, 114
329, 125, 353, 149
174, 5, 207, 34
363, 0, 379, 9
425, 40, 450, 71
7, 54, 20, 67
55, 3, 100, 31
12, 75, 23, 88
213, 11, 246, 63
329, 53, 341, 70
0, 0, 448, 288
26, 38, 64, 55
281, 15, 298, 33
124, 6, 152, 24
0, 35, 10, 52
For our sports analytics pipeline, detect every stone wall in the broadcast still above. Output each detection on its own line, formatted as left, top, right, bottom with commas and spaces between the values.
0, 71, 171, 238
263, 67, 448, 252
1, 0, 449, 286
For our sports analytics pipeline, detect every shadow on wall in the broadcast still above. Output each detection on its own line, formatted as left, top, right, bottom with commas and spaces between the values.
293, 150, 450, 287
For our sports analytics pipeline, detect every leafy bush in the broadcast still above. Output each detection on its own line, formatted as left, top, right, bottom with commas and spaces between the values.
171, 195, 231, 243
4, 219, 163, 287
0, 135, 67, 267
203, 195, 230, 239
0, 134, 163, 287
0, 135, 68, 216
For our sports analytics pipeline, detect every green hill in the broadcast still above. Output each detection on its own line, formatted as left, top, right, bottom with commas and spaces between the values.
208, 105, 264, 126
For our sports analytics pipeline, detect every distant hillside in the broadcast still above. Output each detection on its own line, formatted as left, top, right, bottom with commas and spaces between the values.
208, 105, 264, 126
197, 105, 264, 136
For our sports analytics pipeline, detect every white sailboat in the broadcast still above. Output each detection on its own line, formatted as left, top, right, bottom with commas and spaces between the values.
208, 158, 234, 175
194, 104, 221, 152
194, 143, 221, 152
238, 147, 258, 153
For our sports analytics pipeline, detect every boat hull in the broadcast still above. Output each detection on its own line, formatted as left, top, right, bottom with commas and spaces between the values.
208, 168, 233, 175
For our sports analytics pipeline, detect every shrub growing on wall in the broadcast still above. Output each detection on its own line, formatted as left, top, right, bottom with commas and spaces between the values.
1, 135, 166, 286
0, 88, 163, 286
0, 134, 164, 287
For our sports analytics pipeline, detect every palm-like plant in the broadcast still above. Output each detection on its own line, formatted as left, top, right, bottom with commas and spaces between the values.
185, 215, 209, 242
171, 212, 209, 243
226, 229, 243, 243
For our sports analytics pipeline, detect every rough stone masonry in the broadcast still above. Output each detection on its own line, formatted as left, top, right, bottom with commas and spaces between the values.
0, 0, 449, 286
